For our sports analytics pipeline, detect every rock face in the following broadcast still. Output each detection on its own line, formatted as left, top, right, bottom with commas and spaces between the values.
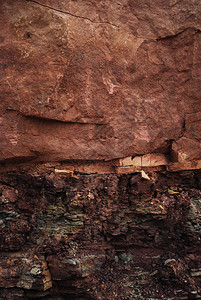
0, 167, 201, 299
1, 1, 201, 299
0, 0, 201, 163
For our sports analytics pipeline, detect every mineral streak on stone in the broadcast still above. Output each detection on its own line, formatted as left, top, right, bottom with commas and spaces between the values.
0, 0, 201, 163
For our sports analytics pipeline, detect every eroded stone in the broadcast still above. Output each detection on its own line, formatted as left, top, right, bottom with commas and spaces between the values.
0, 0, 200, 163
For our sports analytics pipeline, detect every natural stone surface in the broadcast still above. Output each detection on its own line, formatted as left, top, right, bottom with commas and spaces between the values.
0, 0, 201, 163
0, 253, 52, 291
1, 1, 201, 299
167, 159, 201, 172
118, 153, 168, 167
0, 168, 201, 299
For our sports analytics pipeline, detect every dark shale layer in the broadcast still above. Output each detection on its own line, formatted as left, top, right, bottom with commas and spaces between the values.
0, 167, 201, 299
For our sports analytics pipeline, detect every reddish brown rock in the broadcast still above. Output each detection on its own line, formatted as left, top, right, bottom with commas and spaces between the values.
0, 253, 52, 292
171, 111, 201, 162
172, 137, 201, 162
0, 0, 201, 163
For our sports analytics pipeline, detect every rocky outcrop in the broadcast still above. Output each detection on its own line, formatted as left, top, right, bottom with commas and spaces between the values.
0, 0, 201, 163
1, 1, 201, 299
0, 167, 201, 299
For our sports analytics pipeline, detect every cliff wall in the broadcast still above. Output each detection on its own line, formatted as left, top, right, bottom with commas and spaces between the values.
0, 1, 201, 299
0, 0, 201, 163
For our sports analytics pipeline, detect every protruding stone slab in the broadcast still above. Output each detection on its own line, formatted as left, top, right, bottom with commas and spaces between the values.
167, 160, 201, 172
171, 138, 201, 162
117, 154, 168, 168
115, 166, 141, 174
118, 157, 133, 167
141, 154, 168, 167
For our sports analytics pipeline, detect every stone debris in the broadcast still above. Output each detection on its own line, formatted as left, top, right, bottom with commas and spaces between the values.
0, 254, 52, 291
164, 258, 177, 266
141, 170, 151, 180
190, 269, 201, 277
55, 167, 74, 175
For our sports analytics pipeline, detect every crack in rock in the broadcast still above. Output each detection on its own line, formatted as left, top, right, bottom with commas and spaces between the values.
156, 27, 200, 40
23, 114, 107, 125
26, 0, 119, 28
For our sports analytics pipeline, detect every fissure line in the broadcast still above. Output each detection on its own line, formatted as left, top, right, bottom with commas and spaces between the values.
26, 0, 119, 28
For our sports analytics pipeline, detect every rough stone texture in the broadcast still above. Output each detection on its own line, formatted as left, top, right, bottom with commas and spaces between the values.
0, 0, 201, 163
118, 153, 168, 167
1, 1, 201, 299
0, 167, 201, 299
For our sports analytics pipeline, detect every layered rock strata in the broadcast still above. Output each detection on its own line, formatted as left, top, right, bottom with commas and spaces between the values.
0, 167, 201, 299
1, 0, 201, 299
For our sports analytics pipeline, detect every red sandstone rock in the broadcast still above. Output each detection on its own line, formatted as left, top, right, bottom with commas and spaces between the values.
0, 0, 201, 163
172, 137, 201, 162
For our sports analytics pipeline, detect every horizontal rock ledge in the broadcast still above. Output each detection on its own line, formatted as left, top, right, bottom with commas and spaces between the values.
1, 154, 201, 175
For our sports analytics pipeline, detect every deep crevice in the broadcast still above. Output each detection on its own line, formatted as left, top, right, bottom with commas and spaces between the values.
156, 27, 200, 41
24, 114, 107, 125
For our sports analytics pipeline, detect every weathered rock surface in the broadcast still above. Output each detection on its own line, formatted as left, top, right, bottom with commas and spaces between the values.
1, 1, 201, 299
0, 0, 201, 163
0, 167, 201, 299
